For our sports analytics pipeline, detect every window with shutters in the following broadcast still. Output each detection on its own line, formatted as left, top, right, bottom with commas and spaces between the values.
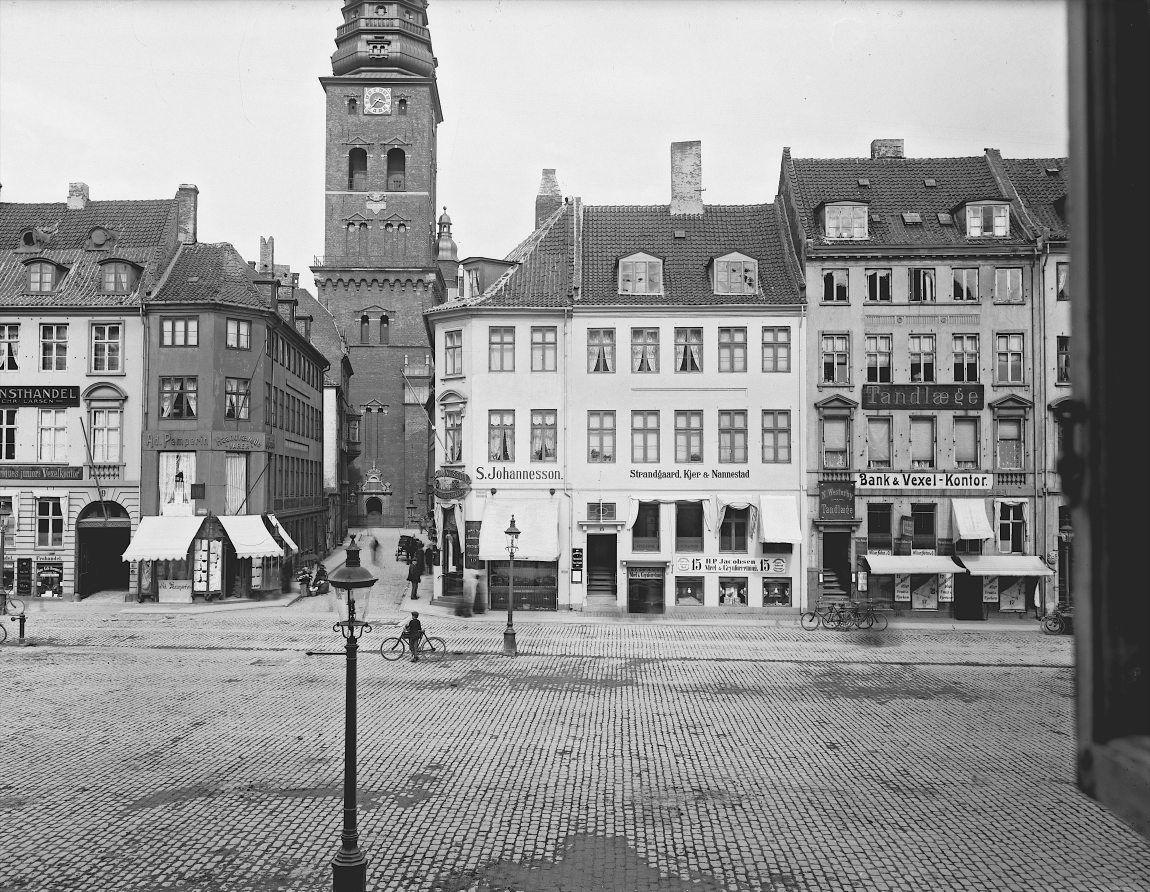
954, 418, 980, 469
821, 417, 849, 470
910, 417, 936, 469
867, 417, 891, 469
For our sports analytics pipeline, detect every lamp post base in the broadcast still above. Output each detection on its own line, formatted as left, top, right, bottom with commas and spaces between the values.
503, 626, 517, 656
332, 849, 368, 892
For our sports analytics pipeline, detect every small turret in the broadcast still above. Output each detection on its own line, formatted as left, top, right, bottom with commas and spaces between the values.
436, 207, 459, 301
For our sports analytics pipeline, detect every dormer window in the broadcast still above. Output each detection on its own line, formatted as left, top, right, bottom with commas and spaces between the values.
619, 253, 663, 295
713, 253, 758, 295
966, 203, 1010, 237
824, 203, 868, 240
26, 261, 62, 293
19, 230, 36, 248
100, 261, 140, 294
88, 227, 110, 249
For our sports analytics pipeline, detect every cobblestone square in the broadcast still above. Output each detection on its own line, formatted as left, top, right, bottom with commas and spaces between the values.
1, 587, 1148, 892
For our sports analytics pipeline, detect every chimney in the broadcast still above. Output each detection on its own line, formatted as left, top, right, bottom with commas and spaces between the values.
870, 139, 905, 159
535, 169, 563, 229
176, 184, 199, 244
67, 182, 90, 210
259, 236, 274, 274
670, 141, 703, 215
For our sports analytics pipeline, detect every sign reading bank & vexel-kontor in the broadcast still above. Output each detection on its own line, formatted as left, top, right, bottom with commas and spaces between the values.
856, 471, 993, 490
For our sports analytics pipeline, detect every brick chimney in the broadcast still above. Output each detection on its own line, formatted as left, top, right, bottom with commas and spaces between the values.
535, 169, 563, 229
67, 182, 90, 210
176, 184, 199, 244
259, 235, 275, 275
870, 139, 905, 159
670, 141, 703, 215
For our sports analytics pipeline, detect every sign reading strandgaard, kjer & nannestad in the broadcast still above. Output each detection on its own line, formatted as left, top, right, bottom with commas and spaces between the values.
856, 471, 993, 490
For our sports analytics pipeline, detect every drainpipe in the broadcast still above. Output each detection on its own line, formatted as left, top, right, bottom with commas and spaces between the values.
1034, 236, 1049, 614
561, 302, 574, 609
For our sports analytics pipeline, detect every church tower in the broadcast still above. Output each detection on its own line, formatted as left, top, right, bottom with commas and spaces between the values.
312, 0, 443, 528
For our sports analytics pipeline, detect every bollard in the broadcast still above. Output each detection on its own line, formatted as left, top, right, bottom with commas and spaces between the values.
15, 612, 27, 646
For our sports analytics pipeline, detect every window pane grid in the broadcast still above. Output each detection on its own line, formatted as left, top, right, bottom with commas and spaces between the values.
821, 334, 849, 384
908, 334, 936, 383
588, 411, 615, 462
717, 327, 747, 372
631, 410, 660, 462
762, 410, 791, 463
674, 411, 703, 462
488, 410, 515, 461
631, 328, 659, 372
761, 327, 791, 372
718, 410, 747, 463
488, 327, 515, 371
865, 335, 891, 383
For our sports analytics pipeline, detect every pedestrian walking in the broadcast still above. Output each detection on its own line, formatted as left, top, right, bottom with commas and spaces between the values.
423, 541, 436, 576
402, 611, 423, 663
407, 550, 423, 600
370, 536, 380, 565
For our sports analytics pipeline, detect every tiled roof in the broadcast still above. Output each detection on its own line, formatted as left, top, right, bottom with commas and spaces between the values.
1004, 158, 1069, 239
151, 242, 269, 310
294, 287, 349, 383
580, 204, 803, 306
786, 154, 1031, 247
0, 198, 178, 309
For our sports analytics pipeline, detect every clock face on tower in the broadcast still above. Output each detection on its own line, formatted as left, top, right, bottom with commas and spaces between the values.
363, 87, 392, 115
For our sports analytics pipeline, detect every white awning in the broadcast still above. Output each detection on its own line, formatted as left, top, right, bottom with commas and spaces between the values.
955, 555, 1053, 577
864, 554, 965, 575
758, 494, 803, 543
265, 514, 298, 553
478, 499, 560, 562
122, 515, 205, 562
218, 515, 284, 559
951, 499, 995, 541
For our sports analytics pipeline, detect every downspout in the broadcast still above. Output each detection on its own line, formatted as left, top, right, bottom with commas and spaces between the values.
1035, 235, 1050, 612
566, 198, 582, 610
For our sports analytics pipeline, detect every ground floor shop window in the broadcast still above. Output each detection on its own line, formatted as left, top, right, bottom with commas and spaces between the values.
719, 576, 748, 605
488, 560, 558, 610
155, 558, 193, 602
762, 578, 791, 605
675, 502, 704, 552
36, 560, 63, 597
675, 576, 703, 606
632, 502, 660, 551
910, 573, 938, 610
997, 576, 1030, 612
868, 573, 895, 604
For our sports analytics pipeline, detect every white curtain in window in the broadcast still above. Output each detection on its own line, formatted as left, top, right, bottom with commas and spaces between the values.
993, 498, 1029, 554
625, 497, 642, 530
954, 419, 977, 463
868, 419, 890, 463
159, 451, 196, 516
717, 497, 758, 543
910, 419, 933, 462
225, 453, 248, 514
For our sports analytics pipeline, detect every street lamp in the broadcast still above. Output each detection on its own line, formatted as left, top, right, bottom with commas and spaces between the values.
504, 515, 520, 656
327, 534, 378, 892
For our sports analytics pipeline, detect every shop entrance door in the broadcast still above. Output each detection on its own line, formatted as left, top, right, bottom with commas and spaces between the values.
953, 574, 985, 620
822, 531, 852, 597
586, 534, 617, 601
627, 568, 665, 614
75, 502, 131, 598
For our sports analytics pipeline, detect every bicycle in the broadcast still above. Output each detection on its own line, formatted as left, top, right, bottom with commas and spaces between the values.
800, 599, 851, 631
0, 588, 25, 617
379, 631, 447, 661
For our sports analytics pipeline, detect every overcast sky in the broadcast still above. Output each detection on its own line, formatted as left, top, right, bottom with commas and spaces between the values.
0, 0, 1067, 285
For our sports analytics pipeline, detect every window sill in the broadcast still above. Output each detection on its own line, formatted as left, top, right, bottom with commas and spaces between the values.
440, 374, 465, 381
1055, 381, 1072, 388
88, 370, 125, 377
817, 383, 853, 388
991, 382, 1029, 389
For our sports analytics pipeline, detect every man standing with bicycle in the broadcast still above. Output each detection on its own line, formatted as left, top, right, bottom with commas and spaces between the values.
402, 611, 423, 663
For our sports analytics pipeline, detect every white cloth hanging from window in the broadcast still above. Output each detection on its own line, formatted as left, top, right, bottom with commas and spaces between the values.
225, 453, 248, 514
159, 451, 195, 516
993, 498, 1029, 554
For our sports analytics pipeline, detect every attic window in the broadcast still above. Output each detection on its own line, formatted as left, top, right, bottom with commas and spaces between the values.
713, 253, 758, 295
1045, 166, 1061, 176
923, 178, 937, 188
619, 253, 663, 295
869, 212, 881, 224
20, 231, 35, 248
901, 212, 923, 225
824, 203, 868, 240
25, 260, 63, 293
857, 178, 870, 188
89, 227, 109, 248
673, 230, 686, 239
966, 203, 1009, 237
937, 213, 954, 226
99, 260, 140, 294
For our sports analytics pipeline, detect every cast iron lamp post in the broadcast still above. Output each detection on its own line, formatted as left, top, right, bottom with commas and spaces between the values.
503, 515, 520, 656
328, 535, 377, 892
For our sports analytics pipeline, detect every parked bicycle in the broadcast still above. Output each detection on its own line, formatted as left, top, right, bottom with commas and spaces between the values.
800, 599, 888, 632
1042, 603, 1073, 636
379, 631, 447, 661
0, 587, 25, 617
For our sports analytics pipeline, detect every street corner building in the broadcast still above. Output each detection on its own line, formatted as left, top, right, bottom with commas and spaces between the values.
778, 139, 1070, 619
124, 223, 331, 603
0, 182, 193, 600
424, 141, 809, 615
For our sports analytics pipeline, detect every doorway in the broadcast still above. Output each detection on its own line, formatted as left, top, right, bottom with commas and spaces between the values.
76, 501, 131, 598
586, 534, 617, 600
364, 496, 383, 526
821, 530, 852, 597
953, 574, 985, 620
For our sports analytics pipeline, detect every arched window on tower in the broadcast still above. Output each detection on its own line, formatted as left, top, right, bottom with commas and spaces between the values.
397, 223, 408, 256
358, 223, 368, 255
345, 222, 355, 255
386, 148, 406, 192
348, 148, 368, 191
360, 314, 370, 344
347, 97, 358, 115
379, 314, 390, 345
397, 98, 408, 115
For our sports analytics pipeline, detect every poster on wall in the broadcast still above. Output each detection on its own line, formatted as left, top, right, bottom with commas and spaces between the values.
938, 573, 954, 602
464, 521, 481, 569
36, 561, 63, 598
911, 575, 938, 610
999, 577, 1025, 611
894, 574, 912, 602
983, 576, 1000, 603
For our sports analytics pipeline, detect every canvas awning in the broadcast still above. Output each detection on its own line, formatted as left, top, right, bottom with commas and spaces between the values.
218, 515, 284, 559
265, 514, 298, 553
951, 499, 995, 541
478, 499, 560, 561
122, 515, 206, 562
758, 494, 803, 543
863, 554, 965, 575
955, 555, 1053, 577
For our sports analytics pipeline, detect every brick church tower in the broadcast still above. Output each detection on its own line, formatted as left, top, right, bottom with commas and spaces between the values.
312, 0, 443, 528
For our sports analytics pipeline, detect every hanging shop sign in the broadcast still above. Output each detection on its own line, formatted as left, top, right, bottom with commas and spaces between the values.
433, 467, 472, 500
818, 480, 856, 521
856, 471, 992, 490
0, 385, 80, 407
0, 465, 84, 480
861, 384, 984, 411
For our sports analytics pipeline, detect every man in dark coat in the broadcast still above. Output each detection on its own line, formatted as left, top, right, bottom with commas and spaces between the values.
403, 611, 423, 662
407, 551, 423, 600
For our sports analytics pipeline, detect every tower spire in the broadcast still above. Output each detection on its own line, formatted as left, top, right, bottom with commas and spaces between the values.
332, 1, 436, 78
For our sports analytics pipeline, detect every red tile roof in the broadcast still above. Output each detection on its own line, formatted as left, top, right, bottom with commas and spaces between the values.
151, 242, 269, 310
1003, 158, 1069, 240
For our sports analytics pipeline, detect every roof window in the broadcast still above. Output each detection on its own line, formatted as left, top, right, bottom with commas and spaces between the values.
923, 178, 937, 188
88, 227, 109, 248
824, 203, 868, 240
966, 203, 1010, 237
902, 212, 923, 225
713, 253, 758, 295
618, 253, 663, 295
857, 178, 870, 188
1045, 166, 1061, 176
937, 213, 954, 226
